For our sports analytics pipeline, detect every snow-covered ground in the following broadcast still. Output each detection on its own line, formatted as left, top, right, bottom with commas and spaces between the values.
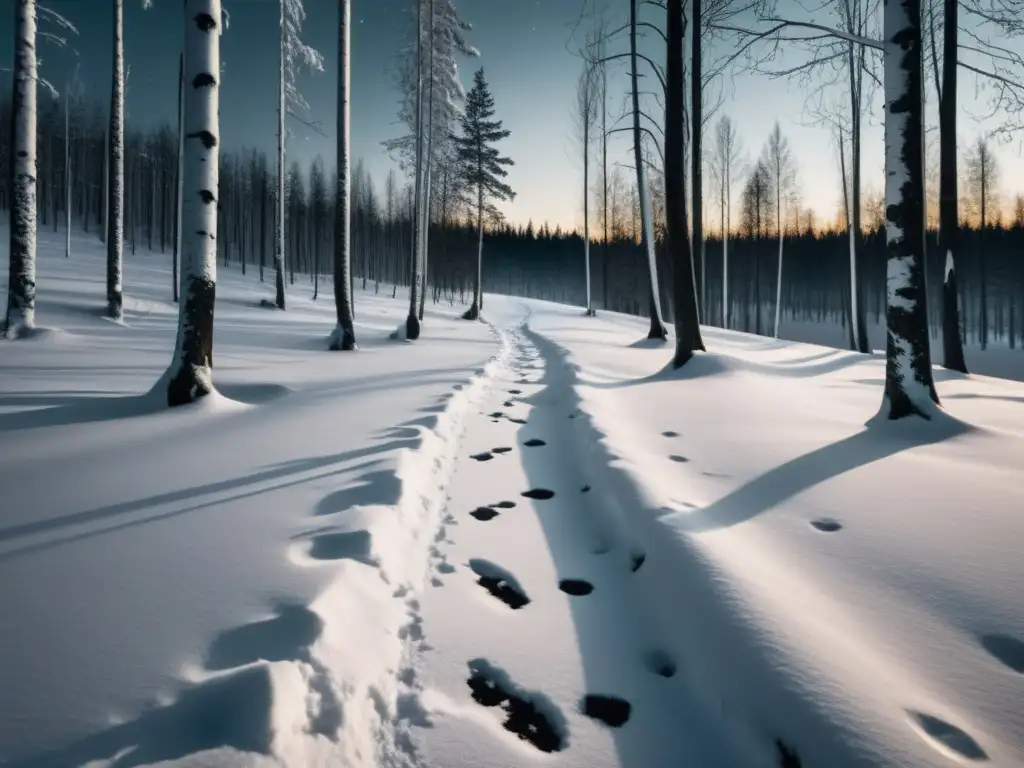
1, 228, 1023, 767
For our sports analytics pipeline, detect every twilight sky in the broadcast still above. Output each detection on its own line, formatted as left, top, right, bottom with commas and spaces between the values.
3, 0, 1023, 231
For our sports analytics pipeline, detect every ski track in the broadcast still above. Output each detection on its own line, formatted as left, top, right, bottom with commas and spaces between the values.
407, 308, 727, 768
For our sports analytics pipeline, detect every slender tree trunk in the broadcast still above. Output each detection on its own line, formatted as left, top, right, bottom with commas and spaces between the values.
406, 0, 424, 338
107, 0, 125, 321
274, 0, 287, 309
419, 0, 435, 322
667, 0, 704, 366
839, 127, 856, 350
692, 0, 705, 320
979, 166, 987, 349
584, 70, 593, 316
601, 61, 609, 311
167, 0, 222, 407
64, 83, 71, 259
173, 51, 183, 303
722, 139, 729, 328
630, 0, 667, 340
880, 0, 939, 419
5, 0, 38, 337
773, 178, 784, 337
850, 40, 869, 353
330, 0, 357, 350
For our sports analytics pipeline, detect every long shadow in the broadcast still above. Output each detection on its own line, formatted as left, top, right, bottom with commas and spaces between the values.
0, 391, 122, 409
943, 392, 1024, 404
0, 438, 418, 548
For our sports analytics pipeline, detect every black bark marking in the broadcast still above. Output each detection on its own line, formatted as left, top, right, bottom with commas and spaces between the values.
470, 452, 494, 462
669, 454, 689, 463
907, 711, 987, 761
167, 276, 216, 407
199, 189, 216, 204
580, 695, 631, 727
194, 11, 217, 31
192, 72, 217, 89
630, 551, 646, 572
558, 579, 593, 596
980, 634, 1024, 674
810, 518, 843, 533
522, 488, 555, 500
775, 739, 803, 767
642, 649, 677, 678
470, 506, 499, 521
187, 130, 217, 149
16, 150, 27, 158
523, 438, 546, 447
467, 663, 565, 752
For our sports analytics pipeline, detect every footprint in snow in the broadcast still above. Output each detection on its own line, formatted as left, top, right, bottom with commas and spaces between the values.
469, 559, 530, 609
522, 488, 555, 500
487, 412, 505, 419
906, 710, 988, 761
662, 430, 679, 437
581, 485, 591, 493
309, 530, 376, 564
980, 633, 1024, 674
559, 579, 593, 596
630, 551, 647, 572
470, 452, 494, 462
503, 400, 515, 407
508, 389, 522, 395
669, 455, 689, 463
642, 649, 677, 678
467, 659, 566, 753
492, 447, 513, 454
523, 438, 546, 447
508, 417, 527, 425
810, 518, 842, 533
489, 500, 516, 508
470, 506, 500, 521
580, 694, 631, 728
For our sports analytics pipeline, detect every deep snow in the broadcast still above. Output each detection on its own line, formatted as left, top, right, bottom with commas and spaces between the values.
1, 227, 1023, 767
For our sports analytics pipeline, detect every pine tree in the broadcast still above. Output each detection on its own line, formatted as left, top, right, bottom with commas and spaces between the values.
451, 68, 514, 320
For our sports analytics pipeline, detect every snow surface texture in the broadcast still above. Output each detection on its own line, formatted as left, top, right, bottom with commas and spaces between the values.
1, 226, 1023, 767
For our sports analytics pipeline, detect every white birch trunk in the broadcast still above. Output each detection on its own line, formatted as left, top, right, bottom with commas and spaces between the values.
584, 120, 592, 315
329, 0, 356, 350
476, 188, 484, 311
773, 187, 784, 337
166, 0, 221, 406
419, 0, 435, 322
64, 83, 71, 260
174, 51, 184, 303
274, 0, 287, 309
4, 0, 38, 338
107, 0, 125, 321
407, 0, 424, 335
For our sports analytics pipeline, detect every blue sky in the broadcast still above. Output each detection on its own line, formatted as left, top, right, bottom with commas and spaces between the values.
4, 0, 1022, 231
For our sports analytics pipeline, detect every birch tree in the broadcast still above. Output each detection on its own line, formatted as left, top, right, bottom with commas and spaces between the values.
709, 115, 742, 328
573, 49, 599, 316
965, 136, 998, 349
763, 121, 796, 338
274, 0, 323, 310
173, 51, 183, 303
166, 0, 223, 407
452, 68, 514, 321
4, 0, 38, 338
330, 0, 357, 350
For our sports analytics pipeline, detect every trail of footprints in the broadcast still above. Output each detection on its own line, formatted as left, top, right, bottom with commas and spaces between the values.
448, 334, 659, 754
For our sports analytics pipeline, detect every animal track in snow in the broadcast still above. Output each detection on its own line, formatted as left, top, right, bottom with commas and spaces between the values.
581, 485, 591, 493
662, 430, 679, 437
508, 417, 528, 425
580, 694, 631, 727
469, 559, 530, 609
487, 412, 505, 419
559, 579, 593, 596
508, 389, 522, 394
503, 400, 515, 407
470, 506, 500, 521
630, 551, 647, 572
669, 455, 689, 463
491, 500, 516, 509
523, 438, 546, 447
810, 518, 843, 533
467, 659, 566, 752
642, 649, 677, 678
492, 447, 513, 454
470, 452, 494, 462
522, 488, 555, 500
907, 711, 987, 761
980, 633, 1024, 673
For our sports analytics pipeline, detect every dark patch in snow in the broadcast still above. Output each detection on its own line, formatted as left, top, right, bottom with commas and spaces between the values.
508, 417, 527, 424
642, 649, 677, 678
215, 382, 290, 404
470, 506, 500, 521
775, 739, 803, 767
810, 518, 843, 533
702, 471, 732, 478
662, 430, 679, 437
467, 659, 566, 753
487, 412, 505, 419
592, 542, 610, 555
491, 500, 516, 509
205, 604, 322, 671
907, 711, 987, 760
469, 559, 530, 609
523, 438, 546, 447
980, 634, 1024, 674
503, 400, 515, 407
669, 455, 689, 463
580, 695, 631, 727
568, 413, 577, 419
508, 389, 522, 394
630, 551, 647, 572
470, 452, 494, 462
258, 298, 279, 309
522, 488, 555, 500
437, 562, 456, 574
559, 579, 593, 596
308, 529, 375, 563
492, 447, 513, 454
581, 485, 591, 493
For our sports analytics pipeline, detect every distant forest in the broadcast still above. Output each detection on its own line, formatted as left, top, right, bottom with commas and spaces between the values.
3, 97, 1023, 351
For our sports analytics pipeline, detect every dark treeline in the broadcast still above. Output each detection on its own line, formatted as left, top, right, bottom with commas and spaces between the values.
2, 92, 1021, 351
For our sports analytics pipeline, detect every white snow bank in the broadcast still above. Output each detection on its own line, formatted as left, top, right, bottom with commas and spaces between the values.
520, 297, 1024, 767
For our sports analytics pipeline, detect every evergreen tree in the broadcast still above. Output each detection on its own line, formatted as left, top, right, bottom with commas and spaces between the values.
451, 68, 514, 320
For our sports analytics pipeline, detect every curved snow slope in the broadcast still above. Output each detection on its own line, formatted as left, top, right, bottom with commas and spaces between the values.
518, 295, 1024, 767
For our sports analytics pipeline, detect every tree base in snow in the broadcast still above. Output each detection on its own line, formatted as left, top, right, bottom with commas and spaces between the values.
406, 313, 421, 340
166, 363, 215, 408
647, 321, 668, 341
258, 299, 280, 310
328, 324, 358, 351
584, 308, 597, 317
462, 304, 480, 321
